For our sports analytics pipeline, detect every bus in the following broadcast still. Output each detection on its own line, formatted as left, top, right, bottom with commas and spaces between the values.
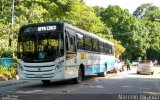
17, 22, 116, 84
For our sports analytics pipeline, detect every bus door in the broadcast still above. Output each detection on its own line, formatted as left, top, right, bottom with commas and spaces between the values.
65, 28, 77, 64
65, 28, 78, 78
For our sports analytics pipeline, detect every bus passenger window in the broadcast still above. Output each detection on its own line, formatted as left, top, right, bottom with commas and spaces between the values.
65, 36, 69, 51
70, 37, 76, 52
76, 33, 84, 50
65, 33, 76, 52
70, 38, 73, 51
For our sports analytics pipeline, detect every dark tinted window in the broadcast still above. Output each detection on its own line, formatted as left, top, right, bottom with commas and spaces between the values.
76, 33, 85, 50
65, 28, 76, 52
84, 36, 92, 51
99, 42, 103, 53
93, 39, 99, 52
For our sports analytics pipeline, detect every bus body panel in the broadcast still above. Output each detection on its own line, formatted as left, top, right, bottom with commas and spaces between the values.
76, 51, 115, 75
64, 53, 79, 79
17, 57, 65, 81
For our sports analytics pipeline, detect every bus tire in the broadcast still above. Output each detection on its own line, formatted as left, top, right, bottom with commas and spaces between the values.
98, 66, 107, 77
137, 71, 140, 74
114, 68, 117, 73
73, 67, 82, 84
98, 71, 107, 77
41, 80, 51, 85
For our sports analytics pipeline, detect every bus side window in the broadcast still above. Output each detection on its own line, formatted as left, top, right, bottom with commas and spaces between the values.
65, 33, 69, 51
70, 36, 75, 52
65, 31, 76, 52
76, 33, 84, 50
68, 34, 77, 52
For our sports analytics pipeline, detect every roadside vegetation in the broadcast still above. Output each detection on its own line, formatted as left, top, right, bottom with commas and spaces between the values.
0, 63, 17, 81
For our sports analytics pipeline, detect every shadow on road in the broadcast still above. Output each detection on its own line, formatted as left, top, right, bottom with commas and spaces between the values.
18, 75, 99, 89
127, 72, 152, 75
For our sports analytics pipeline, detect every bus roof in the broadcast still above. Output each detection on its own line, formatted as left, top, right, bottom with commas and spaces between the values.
20, 21, 114, 45
64, 22, 114, 45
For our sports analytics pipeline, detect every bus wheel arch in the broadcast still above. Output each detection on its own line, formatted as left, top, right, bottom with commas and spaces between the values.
73, 64, 84, 84
98, 63, 107, 77
41, 80, 51, 85
80, 64, 85, 78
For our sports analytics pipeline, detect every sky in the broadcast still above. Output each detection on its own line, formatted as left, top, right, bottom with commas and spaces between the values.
83, 0, 160, 13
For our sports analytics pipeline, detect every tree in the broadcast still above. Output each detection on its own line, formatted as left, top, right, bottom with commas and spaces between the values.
0, 0, 14, 52
145, 21, 160, 60
134, 4, 160, 60
93, 5, 150, 59
133, 3, 159, 19
142, 9, 160, 22
111, 39, 125, 58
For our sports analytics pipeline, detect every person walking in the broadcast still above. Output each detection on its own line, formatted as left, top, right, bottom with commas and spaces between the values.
126, 58, 131, 71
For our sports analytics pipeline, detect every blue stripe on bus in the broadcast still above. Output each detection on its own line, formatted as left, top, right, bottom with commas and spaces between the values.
84, 59, 115, 75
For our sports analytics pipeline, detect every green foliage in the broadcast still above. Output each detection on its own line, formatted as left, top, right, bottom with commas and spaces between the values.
0, 45, 14, 58
94, 4, 160, 60
111, 39, 125, 57
94, 5, 150, 58
142, 9, 160, 21
50, 0, 108, 35
0, 65, 17, 80
0, 50, 13, 58
11, 62, 18, 68
137, 57, 142, 62
133, 3, 159, 19
0, 66, 11, 76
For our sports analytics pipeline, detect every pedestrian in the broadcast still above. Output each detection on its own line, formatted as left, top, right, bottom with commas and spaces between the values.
126, 58, 131, 71
121, 60, 125, 71
154, 60, 158, 65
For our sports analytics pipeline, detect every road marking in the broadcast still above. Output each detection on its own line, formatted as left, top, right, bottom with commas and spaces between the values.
89, 85, 104, 88
16, 90, 43, 94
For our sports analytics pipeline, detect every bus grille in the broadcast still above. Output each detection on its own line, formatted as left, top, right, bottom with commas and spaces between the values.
23, 64, 55, 72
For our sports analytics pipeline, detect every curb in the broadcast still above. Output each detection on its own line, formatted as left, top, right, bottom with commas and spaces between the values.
0, 80, 29, 87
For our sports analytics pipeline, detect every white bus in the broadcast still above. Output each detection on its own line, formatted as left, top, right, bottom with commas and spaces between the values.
17, 22, 116, 84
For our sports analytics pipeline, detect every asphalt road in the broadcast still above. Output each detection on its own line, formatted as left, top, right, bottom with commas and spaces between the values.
0, 65, 160, 100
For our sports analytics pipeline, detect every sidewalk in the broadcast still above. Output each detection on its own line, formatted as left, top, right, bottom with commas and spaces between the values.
0, 80, 29, 87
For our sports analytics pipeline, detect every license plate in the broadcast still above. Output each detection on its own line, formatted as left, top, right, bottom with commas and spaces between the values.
35, 74, 43, 77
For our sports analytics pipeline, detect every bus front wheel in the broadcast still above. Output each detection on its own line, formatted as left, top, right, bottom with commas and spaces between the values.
73, 68, 82, 84
41, 80, 51, 85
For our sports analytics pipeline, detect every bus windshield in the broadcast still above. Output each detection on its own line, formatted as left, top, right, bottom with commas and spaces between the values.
17, 32, 64, 62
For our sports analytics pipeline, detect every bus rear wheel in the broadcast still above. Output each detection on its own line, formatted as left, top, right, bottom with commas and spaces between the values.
41, 80, 51, 85
98, 71, 107, 77
73, 68, 82, 84
98, 66, 107, 77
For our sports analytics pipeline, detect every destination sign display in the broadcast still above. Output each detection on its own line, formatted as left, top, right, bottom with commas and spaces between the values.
21, 24, 62, 34
37, 26, 57, 31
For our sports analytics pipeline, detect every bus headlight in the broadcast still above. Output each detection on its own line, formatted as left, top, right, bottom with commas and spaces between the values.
55, 64, 61, 71
18, 63, 24, 71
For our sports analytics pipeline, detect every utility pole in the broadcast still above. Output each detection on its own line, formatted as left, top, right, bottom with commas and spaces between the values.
10, 0, 15, 46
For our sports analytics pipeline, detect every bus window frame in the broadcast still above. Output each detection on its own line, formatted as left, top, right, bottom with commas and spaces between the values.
65, 28, 77, 53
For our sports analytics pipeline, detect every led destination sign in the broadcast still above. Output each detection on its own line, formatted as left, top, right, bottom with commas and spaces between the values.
22, 25, 59, 33
37, 26, 57, 31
